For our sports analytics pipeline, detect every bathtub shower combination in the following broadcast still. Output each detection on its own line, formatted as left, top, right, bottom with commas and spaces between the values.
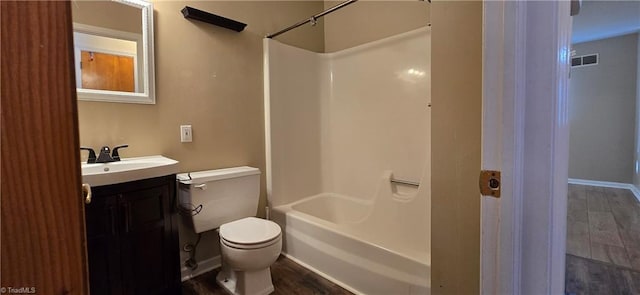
264, 27, 431, 294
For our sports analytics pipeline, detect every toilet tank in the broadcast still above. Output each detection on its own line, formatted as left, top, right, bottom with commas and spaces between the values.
177, 166, 261, 233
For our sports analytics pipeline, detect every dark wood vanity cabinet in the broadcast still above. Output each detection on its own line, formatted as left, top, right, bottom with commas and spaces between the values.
85, 175, 181, 295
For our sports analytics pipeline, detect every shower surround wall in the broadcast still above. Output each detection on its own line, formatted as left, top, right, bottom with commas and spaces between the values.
265, 27, 431, 293
266, 27, 430, 206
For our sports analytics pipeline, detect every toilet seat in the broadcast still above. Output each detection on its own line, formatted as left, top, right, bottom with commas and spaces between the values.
221, 234, 281, 250
220, 217, 282, 249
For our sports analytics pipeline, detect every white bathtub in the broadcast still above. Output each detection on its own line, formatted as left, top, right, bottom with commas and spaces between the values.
265, 27, 431, 294
271, 173, 430, 294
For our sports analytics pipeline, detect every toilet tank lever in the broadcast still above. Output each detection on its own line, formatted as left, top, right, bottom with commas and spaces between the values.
194, 183, 207, 190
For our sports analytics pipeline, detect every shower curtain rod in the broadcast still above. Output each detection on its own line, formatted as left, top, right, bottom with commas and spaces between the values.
266, 0, 358, 39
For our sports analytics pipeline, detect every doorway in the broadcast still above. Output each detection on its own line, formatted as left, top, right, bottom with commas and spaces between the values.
565, 1, 640, 292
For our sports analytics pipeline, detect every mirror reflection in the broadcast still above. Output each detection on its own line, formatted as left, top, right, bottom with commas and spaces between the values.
71, 0, 155, 104
75, 34, 138, 92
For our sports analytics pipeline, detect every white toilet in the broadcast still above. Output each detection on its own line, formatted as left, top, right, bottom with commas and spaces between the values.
177, 167, 282, 295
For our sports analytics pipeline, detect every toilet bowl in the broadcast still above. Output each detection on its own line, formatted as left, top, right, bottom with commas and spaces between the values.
216, 217, 282, 295
177, 167, 281, 295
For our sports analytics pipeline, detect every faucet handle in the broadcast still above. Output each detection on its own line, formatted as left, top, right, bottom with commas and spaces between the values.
80, 147, 97, 164
111, 144, 129, 161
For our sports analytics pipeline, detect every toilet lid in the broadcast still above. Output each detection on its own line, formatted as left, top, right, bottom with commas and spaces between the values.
220, 217, 281, 245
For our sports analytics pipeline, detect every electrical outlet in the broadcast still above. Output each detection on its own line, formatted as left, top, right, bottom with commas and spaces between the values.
180, 125, 192, 142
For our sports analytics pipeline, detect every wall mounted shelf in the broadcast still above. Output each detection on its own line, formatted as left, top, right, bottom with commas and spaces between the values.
181, 6, 247, 32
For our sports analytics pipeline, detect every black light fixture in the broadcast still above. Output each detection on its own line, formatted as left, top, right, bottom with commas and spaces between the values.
181, 6, 247, 32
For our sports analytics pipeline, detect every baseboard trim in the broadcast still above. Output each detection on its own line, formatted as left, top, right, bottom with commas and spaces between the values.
280, 253, 361, 295
568, 178, 640, 202
181, 255, 221, 282
630, 186, 640, 203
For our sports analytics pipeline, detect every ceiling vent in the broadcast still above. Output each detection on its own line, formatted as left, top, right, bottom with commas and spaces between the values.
571, 53, 599, 68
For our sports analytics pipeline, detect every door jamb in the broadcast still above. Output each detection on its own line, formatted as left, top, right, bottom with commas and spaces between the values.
481, 1, 572, 294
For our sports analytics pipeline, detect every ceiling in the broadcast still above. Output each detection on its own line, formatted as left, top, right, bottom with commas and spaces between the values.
572, 0, 640, 44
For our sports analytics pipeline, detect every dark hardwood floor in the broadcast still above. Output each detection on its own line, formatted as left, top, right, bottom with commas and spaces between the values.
182, 256, 353, 295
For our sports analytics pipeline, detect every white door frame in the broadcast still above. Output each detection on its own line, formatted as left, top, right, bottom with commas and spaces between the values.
481, 1, 572, 294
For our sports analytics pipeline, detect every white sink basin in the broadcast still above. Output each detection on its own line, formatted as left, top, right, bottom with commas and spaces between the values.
82, 155, 179, 187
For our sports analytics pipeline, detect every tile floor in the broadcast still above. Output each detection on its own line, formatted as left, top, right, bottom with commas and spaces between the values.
182, 255, 353, 295
566, 184, 640, 294
566, 254, 640, 294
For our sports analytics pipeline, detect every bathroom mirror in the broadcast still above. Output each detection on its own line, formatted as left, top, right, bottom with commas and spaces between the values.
72, 0, 155, 104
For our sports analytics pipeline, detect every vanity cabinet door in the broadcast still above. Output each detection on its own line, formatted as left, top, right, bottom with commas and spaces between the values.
85, 194, 123, 295
119, 182, 179, 295
85, 175, 180, 295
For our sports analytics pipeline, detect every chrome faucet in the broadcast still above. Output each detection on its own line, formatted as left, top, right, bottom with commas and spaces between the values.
81, 145, 129, 164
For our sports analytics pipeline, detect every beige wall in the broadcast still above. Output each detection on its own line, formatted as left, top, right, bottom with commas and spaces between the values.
78, 0, 324, 211
72, 0, 142, 34
76, 0, 324, 274
569, 33, 638, 183
77, 0, 437, 283
430, 1, 482, 294
323, 0, 430, 52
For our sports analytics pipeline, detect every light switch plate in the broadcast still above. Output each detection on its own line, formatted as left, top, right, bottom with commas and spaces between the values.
180, 125, 192, 142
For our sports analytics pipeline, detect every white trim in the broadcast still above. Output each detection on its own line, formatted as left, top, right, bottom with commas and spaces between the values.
632, 186, 640, 201
180, 255, 221, 282
568, 178, 640, 202
263, 38, 274, 211
481, 1, 526, 294
480, 0, 505, 292
482, 1, 572, 294
568, 178, 634, 189
520, 1, 572, 294
280, 253, 361, 295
